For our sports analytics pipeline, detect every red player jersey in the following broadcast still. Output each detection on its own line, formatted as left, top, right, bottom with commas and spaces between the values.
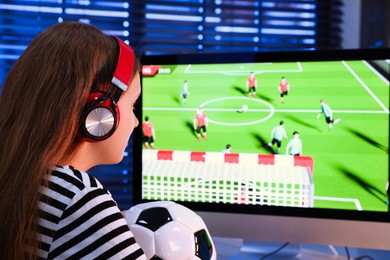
195, 113, 207, 127
142, 122, 153, 137
247, 76, 256, 87
279, 80, 289, 92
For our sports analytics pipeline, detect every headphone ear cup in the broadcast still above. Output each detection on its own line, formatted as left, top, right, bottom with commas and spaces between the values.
79, 93, 120, 141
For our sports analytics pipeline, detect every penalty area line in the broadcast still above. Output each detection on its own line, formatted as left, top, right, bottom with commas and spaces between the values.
144, 107, 388, 114
183, 62, 303, 75
342, 61, 389, 114
314, 196, 362, 211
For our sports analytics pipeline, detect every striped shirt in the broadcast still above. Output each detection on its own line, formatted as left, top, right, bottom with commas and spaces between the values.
37, 165, 145, 259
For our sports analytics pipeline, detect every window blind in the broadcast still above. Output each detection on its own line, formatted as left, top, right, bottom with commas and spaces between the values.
0, 0, 136, 210
131, 0, 343, 55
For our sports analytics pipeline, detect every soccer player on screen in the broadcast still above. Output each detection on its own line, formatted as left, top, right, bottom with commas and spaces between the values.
267, 121, 288, 154
278, 76, 290, 103
236, 104, 248, 113
142, 116, 156, 149
222, 144, 232, 153
181, 80, 190, 104
317, 99, 341, 129
286, 131, 302, 156
194, 107, 208, 141
246, 72, 257, 98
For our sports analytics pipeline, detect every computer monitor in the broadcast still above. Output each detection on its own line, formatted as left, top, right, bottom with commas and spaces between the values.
133, 48, 390, 251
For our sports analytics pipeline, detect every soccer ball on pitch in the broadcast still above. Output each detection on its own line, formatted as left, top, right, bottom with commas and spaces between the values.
242, 105, 248, 111
124, 201, 217, 260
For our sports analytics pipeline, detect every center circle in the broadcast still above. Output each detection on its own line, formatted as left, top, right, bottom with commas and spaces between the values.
199, 97, 275, 126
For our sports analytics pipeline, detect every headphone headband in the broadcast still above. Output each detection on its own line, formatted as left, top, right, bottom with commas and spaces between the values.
111, 36, 135, 92
78, 36, 135, 141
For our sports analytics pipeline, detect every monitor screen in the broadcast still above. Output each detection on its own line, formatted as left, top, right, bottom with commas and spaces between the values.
133, 48, 390, 250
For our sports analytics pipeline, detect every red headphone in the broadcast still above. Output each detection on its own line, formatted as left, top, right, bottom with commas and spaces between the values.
79, 36, 135, 141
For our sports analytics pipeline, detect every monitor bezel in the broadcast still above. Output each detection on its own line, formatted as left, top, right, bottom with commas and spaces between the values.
133, 48, 390, 225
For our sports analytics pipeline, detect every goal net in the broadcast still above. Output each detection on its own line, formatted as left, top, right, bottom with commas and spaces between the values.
142, 150, 314, 208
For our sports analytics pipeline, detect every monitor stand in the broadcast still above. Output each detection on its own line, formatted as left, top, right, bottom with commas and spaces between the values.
230, 240, 301, 259
214, 238, 347, 260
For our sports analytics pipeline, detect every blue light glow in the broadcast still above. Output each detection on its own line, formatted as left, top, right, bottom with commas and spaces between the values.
262, 2, 316, 10
78, 18, 90, 24
216, 26, 259, 34
0, 4, 62, 13
205, 16, 221, 23
146, 13, 203, 22
0, 44, 26, 51
303, 39, 316, 44
77, 0, 90, 6
266, 20, 315, 27
146, 4, 191, 12
262, 28, 315, 36
0, 54, 21, 60
265, 11, 315, 19
65, 8, 129, 18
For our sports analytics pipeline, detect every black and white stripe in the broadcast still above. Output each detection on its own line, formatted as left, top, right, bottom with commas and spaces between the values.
37, 166, 145, 259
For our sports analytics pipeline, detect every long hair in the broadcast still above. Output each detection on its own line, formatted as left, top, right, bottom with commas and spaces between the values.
0, 22, 139, 259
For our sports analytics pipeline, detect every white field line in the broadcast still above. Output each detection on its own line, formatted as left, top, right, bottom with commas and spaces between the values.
314, 196, 363, 211
363, 60, 390, 86
143, 107, 389, 114
184, 64, 191, 73
342, 60, 389, 113
183, 62, 302, 75
297, 61, 303, 72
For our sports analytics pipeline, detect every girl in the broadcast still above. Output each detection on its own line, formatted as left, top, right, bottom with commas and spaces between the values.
0, 22, 145, 259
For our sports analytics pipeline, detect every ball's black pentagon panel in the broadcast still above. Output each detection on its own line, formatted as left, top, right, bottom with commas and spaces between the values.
136, 207, 173, 231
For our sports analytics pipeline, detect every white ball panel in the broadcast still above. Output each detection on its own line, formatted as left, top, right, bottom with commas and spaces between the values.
168, 203, 206, 232
155, 221, 195, 259
124, 205, 142, 225
130, 224, 156, 259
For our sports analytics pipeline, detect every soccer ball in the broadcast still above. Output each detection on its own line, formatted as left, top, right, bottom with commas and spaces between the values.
242, 105, 248, 111
124, 201, 217, 260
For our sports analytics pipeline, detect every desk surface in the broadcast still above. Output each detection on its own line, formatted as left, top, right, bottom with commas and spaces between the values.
213, 236, 390, 259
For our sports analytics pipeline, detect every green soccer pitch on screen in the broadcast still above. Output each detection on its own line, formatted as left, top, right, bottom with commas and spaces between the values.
132, 49, 390, 250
